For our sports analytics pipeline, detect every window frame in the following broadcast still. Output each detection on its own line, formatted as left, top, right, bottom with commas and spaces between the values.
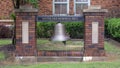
74, 0, 90, 16
53, 0, 69, 16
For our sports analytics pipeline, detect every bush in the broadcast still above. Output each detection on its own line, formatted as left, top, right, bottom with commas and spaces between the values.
105, 19, 111, 38
64, 22, 84, 39
105, 18, 120, 41
37, 22, 84, 39
0, 25, 13, 38
37, 22, 56, 38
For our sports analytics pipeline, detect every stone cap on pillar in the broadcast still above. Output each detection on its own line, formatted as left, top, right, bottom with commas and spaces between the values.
83, 5, 108, 13
15, 6, 38, 12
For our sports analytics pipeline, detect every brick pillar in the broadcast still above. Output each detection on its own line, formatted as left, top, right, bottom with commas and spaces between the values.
15, 8, 38, 56
83, 7, 107, 60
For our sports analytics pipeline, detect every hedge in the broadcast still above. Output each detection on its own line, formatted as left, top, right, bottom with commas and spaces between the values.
105, 18, 120, 41
37, 19, 120, 41
0, 25, 13, 38
37, 22, 84, 39
1, 18, 119, 41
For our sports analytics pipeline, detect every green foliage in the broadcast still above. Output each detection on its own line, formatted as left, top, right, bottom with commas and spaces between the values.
37, 22, 84, 39
37, 22, 56, 38
10, 13, 16, 20
105, 18, 120, 39
25, 0, 38, 8
104, 19, 110, 38
64, 22, 84, 39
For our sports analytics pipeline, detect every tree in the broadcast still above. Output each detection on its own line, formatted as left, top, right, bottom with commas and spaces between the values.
12, 0, 20, 9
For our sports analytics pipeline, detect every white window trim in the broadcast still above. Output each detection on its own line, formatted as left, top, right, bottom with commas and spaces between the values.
74, 0, 90, 16
53, 0, 69, 16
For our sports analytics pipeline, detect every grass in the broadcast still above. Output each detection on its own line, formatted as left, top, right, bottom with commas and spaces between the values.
0, 52, 5, 61
0, 39, 12, 47
105, 42, 120, 54
0, 39, 120, 68
1, 61, 120, 68
37, 39, 84, 50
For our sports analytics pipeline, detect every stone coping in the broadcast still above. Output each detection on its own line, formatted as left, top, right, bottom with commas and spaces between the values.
83, 56, 107, 62
0, 19, 14, 22
15, 8, 38, 12
83, 9, 108, 13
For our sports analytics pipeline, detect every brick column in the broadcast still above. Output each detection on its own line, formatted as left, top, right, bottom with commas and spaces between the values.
15, 8, 38, 56
83, 7, 107, 61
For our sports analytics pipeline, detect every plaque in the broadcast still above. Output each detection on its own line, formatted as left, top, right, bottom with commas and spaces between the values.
22, 21, 29, 43
92, 22, 98, 44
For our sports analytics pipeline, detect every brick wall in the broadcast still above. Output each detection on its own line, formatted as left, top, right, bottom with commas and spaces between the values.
15, 10, 38, 56
0, 0, 14, 19
0, 20, 14, 26
38, 0, 120, 17
83, 9, 107, 56
91, 0, 120, 17
0, 0, 120, 19
38, 51, 83, 56
91, 0, 120, 8
38, 0, 53, 15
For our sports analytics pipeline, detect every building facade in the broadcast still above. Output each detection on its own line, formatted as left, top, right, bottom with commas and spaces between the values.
0, 0, 120, 20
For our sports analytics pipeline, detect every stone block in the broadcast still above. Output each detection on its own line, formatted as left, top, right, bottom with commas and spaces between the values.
15, 56, 37, 65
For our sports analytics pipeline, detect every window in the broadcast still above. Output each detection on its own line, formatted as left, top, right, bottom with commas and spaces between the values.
74, 0, 90, 15
53, 0, 69, 15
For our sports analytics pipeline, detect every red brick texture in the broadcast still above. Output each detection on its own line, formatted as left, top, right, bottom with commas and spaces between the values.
38, 0, 120, 17
38, 51, 83, 56
0, 0, 14, 19
0, 20, 14, 26
38, 0, 53, 15
84, 12, 106, 56
0, 0, 119, 18
15, 11, 38, 56
91, 0, 120, 17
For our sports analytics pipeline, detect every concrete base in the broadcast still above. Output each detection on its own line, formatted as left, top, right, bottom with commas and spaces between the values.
83, 56, 107, 62
15, 56, 37, 65
37, 56, 83, 62
15, 56, 107, 64
83, 56, 92, 62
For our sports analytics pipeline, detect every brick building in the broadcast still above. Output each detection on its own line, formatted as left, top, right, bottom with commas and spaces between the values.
0, 0, 120, 19
38, 0, 120, 17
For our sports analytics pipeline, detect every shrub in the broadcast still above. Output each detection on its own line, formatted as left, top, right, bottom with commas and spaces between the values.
0, 25, 13, 38
37, 22, 84, 39
105, 19, 111, 38
105, 18, 120, 41
37, 22, 56, 38
64, 22, 84, 39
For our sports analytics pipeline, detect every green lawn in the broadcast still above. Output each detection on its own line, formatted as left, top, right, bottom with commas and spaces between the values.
105, 42, 120, 54
0, 61, 120, 68
0, 39, 12, 47
0, 39, 120, 68
0, 51, 5, 61
37, 39, 84, 50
